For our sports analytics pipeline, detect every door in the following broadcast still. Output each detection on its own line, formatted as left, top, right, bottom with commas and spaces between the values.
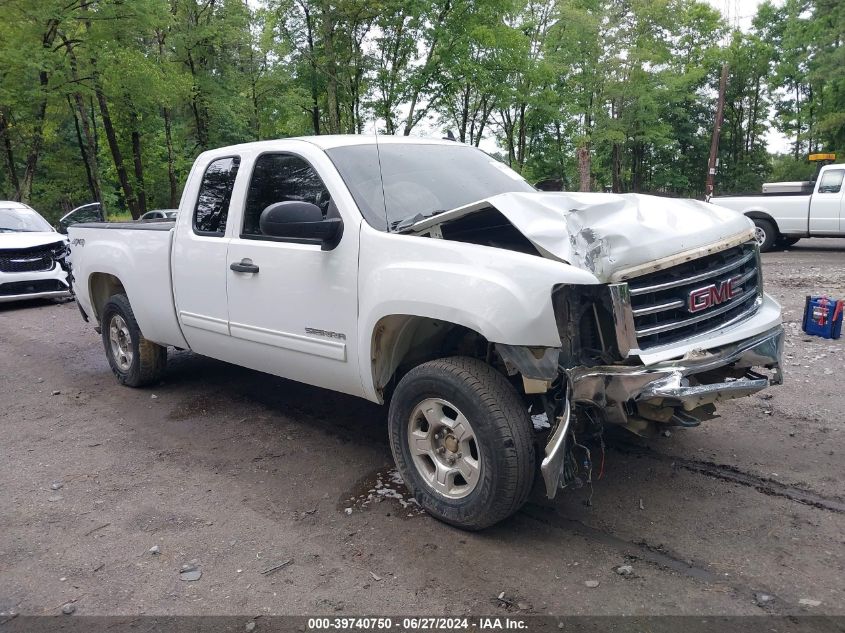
225, 152, 362, 396
58, 203, 103, 233
809, 167, 845, 234
172, 155, 241, 353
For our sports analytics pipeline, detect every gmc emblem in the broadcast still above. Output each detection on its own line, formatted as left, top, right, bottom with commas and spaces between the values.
688, 277, 741, 313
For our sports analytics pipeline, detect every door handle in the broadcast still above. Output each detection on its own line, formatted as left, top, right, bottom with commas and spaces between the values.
230, 259, 259, 274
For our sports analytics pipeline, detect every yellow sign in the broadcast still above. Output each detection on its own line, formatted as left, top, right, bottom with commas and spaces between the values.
809, 153, 836, 161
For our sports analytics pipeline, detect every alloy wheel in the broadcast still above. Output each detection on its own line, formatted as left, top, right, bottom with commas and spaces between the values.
108, 314, 133, 372
407, 398, 481, 499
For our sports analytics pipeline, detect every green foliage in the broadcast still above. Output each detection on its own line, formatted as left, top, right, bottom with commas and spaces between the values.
0, 0, 842, 217
769, 153, 817, 182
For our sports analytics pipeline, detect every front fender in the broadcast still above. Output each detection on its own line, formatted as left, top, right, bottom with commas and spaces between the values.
357, 228, 600, 400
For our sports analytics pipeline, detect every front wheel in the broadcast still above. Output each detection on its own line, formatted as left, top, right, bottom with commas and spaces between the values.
388, 356, 535, 530
752, 218, 777, 252
101, 293, 167, 387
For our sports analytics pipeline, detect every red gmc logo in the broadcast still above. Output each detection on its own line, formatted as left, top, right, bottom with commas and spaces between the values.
688, 277, 741, 313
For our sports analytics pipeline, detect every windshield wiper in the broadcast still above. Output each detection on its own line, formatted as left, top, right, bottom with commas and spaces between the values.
390, 209, 449, 232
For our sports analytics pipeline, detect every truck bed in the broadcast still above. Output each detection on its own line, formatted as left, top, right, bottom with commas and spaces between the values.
67, 222, 188, 349
710, 194, 811, 235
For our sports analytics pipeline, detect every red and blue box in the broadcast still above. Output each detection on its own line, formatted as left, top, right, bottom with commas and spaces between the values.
802, 295, 843, 339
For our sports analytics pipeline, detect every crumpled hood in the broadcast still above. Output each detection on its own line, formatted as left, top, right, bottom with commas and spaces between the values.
408, 191, 754, 282
0, 231, 67, 251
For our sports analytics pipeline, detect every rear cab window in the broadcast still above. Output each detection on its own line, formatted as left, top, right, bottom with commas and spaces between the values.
193, 156, 241, 236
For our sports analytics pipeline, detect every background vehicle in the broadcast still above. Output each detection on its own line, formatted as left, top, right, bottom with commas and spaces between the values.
139, 209, 178, 221
57, 203, 104, 234
68, 136, 783, 529
711, 157, 844, 251
0, 201, 71, 303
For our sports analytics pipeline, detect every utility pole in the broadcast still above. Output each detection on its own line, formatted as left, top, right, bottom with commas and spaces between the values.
705, 63, 729, 200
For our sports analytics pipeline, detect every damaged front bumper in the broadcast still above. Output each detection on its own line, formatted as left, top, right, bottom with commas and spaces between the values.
540, 324, 784, 497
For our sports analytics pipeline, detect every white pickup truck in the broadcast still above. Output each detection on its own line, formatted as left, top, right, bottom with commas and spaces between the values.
711, 163, 845, 251
69, 136, 784, 529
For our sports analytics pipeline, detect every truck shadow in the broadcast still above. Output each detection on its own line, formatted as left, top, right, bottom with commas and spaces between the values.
162, 348, 389, 447
773, 241, 845, 254
0, 297, 72, 313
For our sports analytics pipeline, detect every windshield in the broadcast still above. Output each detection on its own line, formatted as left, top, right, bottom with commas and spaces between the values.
0, 207, 53, 232
325, 143, 535, 231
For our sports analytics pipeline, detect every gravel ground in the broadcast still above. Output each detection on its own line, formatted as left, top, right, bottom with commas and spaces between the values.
0, 238, 843, 618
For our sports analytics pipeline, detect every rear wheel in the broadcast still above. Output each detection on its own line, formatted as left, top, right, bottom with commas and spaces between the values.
752, 218, 777, 252
388, 356, 535, 530
101, 293, 167, 387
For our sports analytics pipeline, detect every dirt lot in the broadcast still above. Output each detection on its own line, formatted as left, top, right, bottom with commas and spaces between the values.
1, 239, 843, 618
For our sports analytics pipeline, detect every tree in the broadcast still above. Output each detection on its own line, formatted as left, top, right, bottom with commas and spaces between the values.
2, 0, 841, 219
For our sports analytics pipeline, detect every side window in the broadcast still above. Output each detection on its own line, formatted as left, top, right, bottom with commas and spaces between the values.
193, 156, 240, 235
242, 153, 331, 237
817, 169, 844, 194
72, 206, 103, 223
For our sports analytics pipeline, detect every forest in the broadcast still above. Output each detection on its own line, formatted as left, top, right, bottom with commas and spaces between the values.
0, 0, 843, 220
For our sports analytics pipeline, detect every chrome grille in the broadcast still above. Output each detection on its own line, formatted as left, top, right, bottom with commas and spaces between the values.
626, 242, 761, 350
0, 243, 62, 273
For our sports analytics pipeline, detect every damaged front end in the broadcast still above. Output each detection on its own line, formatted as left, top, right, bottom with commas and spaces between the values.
401, 189, 783, 499
497, 242, 784, 500
565, 325, 783, 433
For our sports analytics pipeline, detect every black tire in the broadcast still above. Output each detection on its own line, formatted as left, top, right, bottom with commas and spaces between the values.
752, 218, 777, 252
388, 356, 535, 530
101, 293, 167, 387
777, 236, 801, 248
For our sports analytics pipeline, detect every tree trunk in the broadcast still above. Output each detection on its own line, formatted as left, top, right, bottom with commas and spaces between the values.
156, 28, 179, 207
516, 103, 527, 169
72, 93, 102, 203
320, 3, 341, 134
96, 83, 138, 218
17, 21, 59, 202
129, 109, 146, 216
500, 109, 516, 167
472, 96, 493, 147
0, 109, 20, 195
84, 8, 136, 217
459, 86, 470, 143
748, 76, 760, 153
90, 97, 98, 155
794, 84, 800, 160
612, 142, 622, 193
186, 51, 210, 149
301, 2, 321, 135
402, 0, 451, 136
61, 35, 102, 203
163, 107, 179, 208
631, 142, 643, 192
577, 145, 591, 192
68, 95, 98, 201
17, 85, 48, 202
249, 50, 260, 141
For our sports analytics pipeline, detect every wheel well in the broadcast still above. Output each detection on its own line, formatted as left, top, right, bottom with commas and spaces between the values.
370, 315, 489, 401
89, 273, 126, 323
744, 211, 779, 233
